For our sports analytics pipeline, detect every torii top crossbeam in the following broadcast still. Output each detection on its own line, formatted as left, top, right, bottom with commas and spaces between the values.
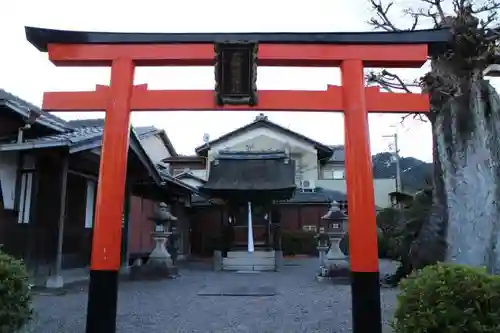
26, 27, 452, 113
27, 26, 450, 67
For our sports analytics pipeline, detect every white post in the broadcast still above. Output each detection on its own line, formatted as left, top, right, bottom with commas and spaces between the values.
247, 201, 254, 253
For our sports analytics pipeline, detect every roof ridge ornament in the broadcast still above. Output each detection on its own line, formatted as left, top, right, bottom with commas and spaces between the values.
255, 113, 268, 121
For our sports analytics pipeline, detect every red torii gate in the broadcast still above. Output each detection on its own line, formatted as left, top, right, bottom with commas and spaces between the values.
25, 26, 450, 333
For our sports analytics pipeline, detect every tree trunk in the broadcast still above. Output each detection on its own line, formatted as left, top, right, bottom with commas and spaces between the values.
433, 79, 500, 273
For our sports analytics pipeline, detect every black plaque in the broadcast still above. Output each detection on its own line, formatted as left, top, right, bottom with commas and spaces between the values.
215, 41, 258, 106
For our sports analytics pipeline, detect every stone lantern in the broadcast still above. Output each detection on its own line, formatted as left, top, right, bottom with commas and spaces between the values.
131, 202, 178, 279
150, 202, 177, 264
320, 200, 349, 270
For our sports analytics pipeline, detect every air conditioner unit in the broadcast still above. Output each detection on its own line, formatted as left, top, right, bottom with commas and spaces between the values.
300, 179, 315, 192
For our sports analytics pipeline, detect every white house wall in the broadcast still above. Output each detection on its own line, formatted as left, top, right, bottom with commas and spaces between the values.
290, 152, 318, 185
0, 151, 18, 210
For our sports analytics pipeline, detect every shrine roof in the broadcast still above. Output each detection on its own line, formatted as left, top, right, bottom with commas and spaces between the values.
199, 150, 296, 200
25, 26, 452, 54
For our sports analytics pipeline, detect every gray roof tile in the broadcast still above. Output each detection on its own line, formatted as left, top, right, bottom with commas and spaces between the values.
0, 89, 69, 131
68, 119, 104, 128
327, 145, 345, 162
68, 120, 160, 140
0, 125, 104, 148
192, 186, 346, 205
32, 126, 103, 144
285, 187, 346, 203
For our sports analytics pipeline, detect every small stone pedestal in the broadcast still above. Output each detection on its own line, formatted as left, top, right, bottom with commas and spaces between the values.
45, 275, 64, 289
316, 244, 330, 279
213, 250, 222, 271
150, 232, 173, 265
325, 235, 349, 270
274, 250, 283, 272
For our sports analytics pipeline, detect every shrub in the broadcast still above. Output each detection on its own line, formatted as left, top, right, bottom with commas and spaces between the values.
378, 234, 401, 260
282, 231, 317, 256
376, 207, 401, 235
338, 230, 390, 259
339, 209, 402, 259
376, 208, 404, 259
0, 249, 32, 333
392, 263, 500, 333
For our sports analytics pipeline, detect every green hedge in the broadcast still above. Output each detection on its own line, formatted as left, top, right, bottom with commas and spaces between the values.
393, 263, 500, 333
201, 230, 317, 256
282, 230, 317, 256
0, 249, 32, 333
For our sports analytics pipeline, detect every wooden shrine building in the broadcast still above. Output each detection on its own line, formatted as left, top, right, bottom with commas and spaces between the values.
199, 150, 296, 271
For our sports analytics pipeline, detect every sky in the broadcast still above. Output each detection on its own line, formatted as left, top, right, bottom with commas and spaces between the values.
1, 0, 499, 162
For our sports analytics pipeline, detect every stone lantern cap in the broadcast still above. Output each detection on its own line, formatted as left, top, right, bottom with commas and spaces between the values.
321, 201, 347, 220
150, 202, 178, 221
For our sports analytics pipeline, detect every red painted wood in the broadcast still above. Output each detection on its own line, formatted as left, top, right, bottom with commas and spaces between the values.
42, 85, 429, 113
341, 59, 379, 272
47, 43, 428, 68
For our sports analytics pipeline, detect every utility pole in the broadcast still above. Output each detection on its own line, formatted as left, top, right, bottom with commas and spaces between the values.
383, 130, 402, 192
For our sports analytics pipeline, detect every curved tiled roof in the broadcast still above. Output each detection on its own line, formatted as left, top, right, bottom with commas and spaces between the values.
0, 89, 70, 132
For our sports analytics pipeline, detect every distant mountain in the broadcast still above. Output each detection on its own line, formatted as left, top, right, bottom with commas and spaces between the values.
372, 152, 432, 193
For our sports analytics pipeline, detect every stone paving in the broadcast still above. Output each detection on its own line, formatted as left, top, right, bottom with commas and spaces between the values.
27, 259, 399, 333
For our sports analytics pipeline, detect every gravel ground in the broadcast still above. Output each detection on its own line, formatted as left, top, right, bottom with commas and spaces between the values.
27, 259, 399, 333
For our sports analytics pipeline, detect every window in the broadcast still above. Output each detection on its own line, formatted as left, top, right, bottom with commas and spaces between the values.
321, 168, 345, 180
333, 170, 345, 179
84, 180, 96, 228
17, 172, 34, 224
302, 225, 317, 232
330, 223, 341, 230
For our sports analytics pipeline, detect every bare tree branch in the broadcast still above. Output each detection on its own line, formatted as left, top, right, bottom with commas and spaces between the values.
400, 113, 429, 123
366, 70, 428, 123
368, 0, 403, 31
422, 0, 447, 24
469, 0, 500, 15
366, 70, 419, 93
451, 0, 500, 29
404, 7, 440, 27
366, 0, 499, 123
